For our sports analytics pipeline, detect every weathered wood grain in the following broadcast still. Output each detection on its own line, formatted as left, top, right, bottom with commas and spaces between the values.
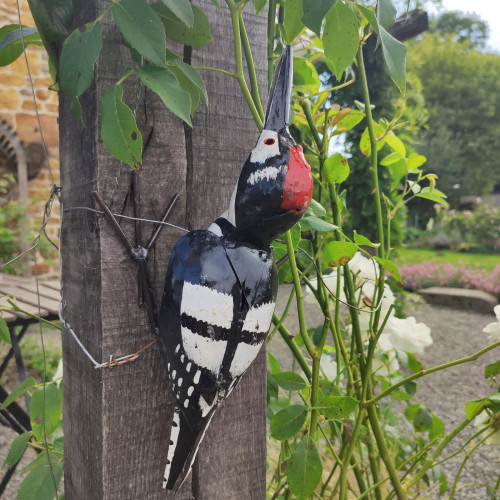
60, 1, 267, 498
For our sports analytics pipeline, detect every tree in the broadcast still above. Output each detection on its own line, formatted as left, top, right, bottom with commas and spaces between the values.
431, 10, 489, 48
408, 33, 500, 209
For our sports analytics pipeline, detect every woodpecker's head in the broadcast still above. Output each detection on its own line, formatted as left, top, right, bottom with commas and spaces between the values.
231, 46, 313, 248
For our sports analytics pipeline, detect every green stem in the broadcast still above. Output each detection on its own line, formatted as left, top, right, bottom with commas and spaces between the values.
268, 287, 295, 341
193, 66, 237, 78
356, 44, 384, 257
339, 408, 367, 500
267, 0, 277, 89
116, 68, 135, 86
285, 230, 315, 356
367, 403, 407, 500
6, 300, 61, 330
226, 0, 263, 130
406, 418, 471, 489
272, 314, 312, 380
301, 101, 323, 151
367, 339, 500, 406
309, 318, 330, 439
351, 456, 368, 495
239, 12, 265, 121
367, 431, 383, 500
449, 430, 497, 499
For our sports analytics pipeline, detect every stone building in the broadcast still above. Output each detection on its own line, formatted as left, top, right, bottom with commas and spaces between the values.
0, 0, 60, 275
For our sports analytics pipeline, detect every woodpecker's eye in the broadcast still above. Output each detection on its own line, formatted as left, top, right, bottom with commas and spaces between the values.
264, 138, 275, 146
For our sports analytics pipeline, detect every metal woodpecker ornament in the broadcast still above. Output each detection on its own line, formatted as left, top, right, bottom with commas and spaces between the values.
159, 45, 313, 491
92, 45, 312, 492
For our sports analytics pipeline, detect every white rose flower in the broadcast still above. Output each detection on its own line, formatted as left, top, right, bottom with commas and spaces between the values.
386, 316, 433, 355
473, 410, 500, 446
356, 281, 395, 337
483, 305, 500, 344
320, 352, 338, 380
349, 252, 378, 282
372, 349, 400, 377
305, 271, 346, 304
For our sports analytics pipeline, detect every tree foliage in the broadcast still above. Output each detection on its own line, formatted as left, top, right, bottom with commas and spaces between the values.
409, 32, 500, 208
431, 10, 489, 48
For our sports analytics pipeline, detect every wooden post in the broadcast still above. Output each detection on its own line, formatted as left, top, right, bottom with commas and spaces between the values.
60, 1, 267, 498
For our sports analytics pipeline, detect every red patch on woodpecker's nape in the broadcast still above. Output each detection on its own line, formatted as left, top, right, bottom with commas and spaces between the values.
281, 145, 313, 214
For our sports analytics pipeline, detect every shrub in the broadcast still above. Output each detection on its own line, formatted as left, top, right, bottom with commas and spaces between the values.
399, 260, 500, 299
423, 204, 500, 253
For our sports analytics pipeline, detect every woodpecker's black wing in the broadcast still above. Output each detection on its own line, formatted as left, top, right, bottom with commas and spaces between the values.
158, 229, 277, 490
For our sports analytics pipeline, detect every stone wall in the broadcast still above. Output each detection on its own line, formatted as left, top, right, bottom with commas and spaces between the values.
0, 0, 60, 275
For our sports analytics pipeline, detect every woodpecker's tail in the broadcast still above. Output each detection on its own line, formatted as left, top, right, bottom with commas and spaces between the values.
163, 406, 216, 491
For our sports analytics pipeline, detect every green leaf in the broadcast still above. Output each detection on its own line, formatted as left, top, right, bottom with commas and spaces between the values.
169, 61, 208, 114
353, 231, 380, 248
287, 437, 322, 497
254, 0, 268, 15
0, 25, 43, 67
267, 352, 280, 374
379, 26, 406, 94
407, 152, 426, 170
332, 109, 365, 134
323, 2, 359, 79
384, 133, 406, 156
17, 455, 63, 500
161, 0, 194, 28
429, 415, 445, 441
135, 66, 192, 126
0, 317, 11, 345
289, 223, 302, 249
374, 256, 401, 283
359, 123, 386, 157
101, 85, 143, 169
153, 3, 212, 48
29, 0, 73, 41
323, 241, 357, 267
416, 187, 448, 205
380, 151, 401, 166
300, 216, 338, 232
29, 384, 61, 442
376, 0, 397, 30
59, 21, 102, 99
388, 159, 407, 188
465, 397, 489, 419
305, 199, 327, 218
357, 5, 378, 35
438, 469, 448, 495
293, 57, 320, 94
407, 352, 423, 373
413, 405, 433, 432
0, 376, 36, 409
283, 0, 305, 44
322, 153, 350, 184
3, 431, 31, 468
302, 0, 339, 36
316, 394, 358, 419
112, 0, 166, 67
273, 371, 307, 391
270, 405, 308, 440
485, 360, 500, 379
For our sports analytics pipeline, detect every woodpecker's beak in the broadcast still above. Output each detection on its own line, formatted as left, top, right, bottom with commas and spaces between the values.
264, 45, 293, 133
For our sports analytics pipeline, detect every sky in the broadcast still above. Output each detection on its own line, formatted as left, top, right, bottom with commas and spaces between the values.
427, 0, 500, 52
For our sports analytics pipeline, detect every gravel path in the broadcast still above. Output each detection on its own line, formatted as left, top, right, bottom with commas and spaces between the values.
270, 286, 500, 499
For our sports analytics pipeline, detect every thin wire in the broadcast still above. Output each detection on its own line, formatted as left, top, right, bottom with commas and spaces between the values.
1, 186, 60, 270
58, 198, 159, 370
15, 1, 54, 186
63, 206, 189, 233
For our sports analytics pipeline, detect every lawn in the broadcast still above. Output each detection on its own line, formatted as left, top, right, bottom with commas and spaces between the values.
394, 247, 499, 273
